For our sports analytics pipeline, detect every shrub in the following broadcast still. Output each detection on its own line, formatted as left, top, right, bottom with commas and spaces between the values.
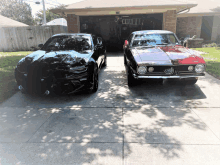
202, 43, 218, 47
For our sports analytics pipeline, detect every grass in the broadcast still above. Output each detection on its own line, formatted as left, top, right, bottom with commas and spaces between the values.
194, 47, 220, 79
0, 51, 32, 103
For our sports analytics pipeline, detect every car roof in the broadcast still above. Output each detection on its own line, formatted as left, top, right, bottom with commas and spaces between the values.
132, 30, 174, 35
52, 33, 92, 37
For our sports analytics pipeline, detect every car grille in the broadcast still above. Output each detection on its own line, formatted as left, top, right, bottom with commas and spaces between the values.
139, 65, 196, 75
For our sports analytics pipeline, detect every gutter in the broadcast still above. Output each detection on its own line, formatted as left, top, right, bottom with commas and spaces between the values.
177, 8, 191, 15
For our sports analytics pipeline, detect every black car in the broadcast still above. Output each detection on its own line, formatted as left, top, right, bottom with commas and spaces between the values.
15, 33, 107, 95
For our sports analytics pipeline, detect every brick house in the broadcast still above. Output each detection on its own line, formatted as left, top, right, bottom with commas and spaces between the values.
176, 0, 220, 42
51, 0, 196, 50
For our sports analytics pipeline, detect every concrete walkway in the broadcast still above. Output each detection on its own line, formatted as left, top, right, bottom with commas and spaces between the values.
0, 52, 220, 165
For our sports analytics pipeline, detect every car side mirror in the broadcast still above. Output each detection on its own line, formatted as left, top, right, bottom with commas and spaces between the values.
124, 40, 129, 48
38, 44, 43, 48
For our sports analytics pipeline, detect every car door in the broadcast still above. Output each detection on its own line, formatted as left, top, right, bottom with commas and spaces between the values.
124, 33, 134, 64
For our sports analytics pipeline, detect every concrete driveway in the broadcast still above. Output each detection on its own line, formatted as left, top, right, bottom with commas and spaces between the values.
1, 52, 220, 165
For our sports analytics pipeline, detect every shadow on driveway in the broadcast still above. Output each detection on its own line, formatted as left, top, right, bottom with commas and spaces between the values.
1, 54, 220, 164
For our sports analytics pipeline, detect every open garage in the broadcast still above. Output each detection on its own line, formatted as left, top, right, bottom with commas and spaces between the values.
79, 14, 163, 51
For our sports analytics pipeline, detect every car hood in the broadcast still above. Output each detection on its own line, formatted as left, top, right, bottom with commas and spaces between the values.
132, 46, 205, 65
18, 50, 93, 66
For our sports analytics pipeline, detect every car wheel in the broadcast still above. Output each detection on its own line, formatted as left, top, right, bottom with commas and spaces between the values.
90, 68, 99, 93
102, 55, 107, 67
181, 78, 198, 85
124, 55, 127, 65
127, 66, 136, 87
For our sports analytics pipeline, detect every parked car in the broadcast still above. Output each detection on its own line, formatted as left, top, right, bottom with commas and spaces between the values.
15, 33, 106, 95
123, 30, 206, 87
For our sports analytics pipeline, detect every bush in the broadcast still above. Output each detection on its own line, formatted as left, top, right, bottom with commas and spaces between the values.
216, 35, 220, 44
202, 43, 219, 47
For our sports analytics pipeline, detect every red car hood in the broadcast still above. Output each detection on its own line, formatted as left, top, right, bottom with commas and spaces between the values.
132, 45, 206, 65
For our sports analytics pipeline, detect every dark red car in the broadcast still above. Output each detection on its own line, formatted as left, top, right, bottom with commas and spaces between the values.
123, 30, 206, 86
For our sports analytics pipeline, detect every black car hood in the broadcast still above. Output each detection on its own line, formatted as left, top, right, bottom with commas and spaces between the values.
22, 50, 93, 65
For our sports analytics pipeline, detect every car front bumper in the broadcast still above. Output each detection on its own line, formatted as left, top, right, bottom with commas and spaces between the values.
15, 68, 90, 95
133, 73, 205, 79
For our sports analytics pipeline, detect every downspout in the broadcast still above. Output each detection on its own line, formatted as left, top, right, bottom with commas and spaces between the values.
177, 8, 190, 15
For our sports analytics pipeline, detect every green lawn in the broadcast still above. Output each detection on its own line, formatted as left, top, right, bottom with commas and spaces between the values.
194, 47, 220, 78
0, 51, 32, 103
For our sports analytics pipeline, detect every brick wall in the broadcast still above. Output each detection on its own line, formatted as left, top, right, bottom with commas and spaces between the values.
176, 16, 202, 39
163, 10, 177, 33
67, 14, 80, 33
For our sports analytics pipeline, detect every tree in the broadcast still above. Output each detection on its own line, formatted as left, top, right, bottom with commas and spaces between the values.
0, 0, 34, 25
34, 4, 66, 25
211, 7, 220, 12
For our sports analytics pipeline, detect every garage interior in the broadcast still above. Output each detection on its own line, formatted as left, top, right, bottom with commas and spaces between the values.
80, 14, 163, 51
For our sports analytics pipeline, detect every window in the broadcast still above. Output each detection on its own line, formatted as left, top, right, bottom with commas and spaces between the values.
42, 35, 92, 52
132, 33, 178, 47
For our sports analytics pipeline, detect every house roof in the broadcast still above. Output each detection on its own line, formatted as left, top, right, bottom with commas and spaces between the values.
65, 0, 196, 9
51, 0, 197, 14
177, 0, 220, 16
187, 0, 220, 13
0, 15, 28, 27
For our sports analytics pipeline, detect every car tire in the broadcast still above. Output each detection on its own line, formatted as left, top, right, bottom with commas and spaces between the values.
89, 67, 99, 93
124, 55, 127, 65
127, 66, 136, 87
102, 55, 107, 67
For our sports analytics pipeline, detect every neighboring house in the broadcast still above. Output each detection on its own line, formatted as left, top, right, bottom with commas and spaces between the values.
0, 14, 28, 27
176, 0, 220, 41
51, 0, 197, 50
44, 18, 67, 26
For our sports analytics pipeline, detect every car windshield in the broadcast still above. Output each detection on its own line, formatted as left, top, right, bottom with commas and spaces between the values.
42, 35, 92, 52
132, 33, 179, 47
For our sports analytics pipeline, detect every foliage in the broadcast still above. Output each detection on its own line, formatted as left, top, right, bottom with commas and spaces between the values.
216, 35, 220, 44
0, 0, 34, 25
202, 43, 219, 48
34, 4, 66, 25
211, 6, 220, 12
0, 51, 32, 103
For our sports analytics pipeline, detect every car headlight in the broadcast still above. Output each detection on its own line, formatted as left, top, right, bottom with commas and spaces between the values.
137, 66, 147, 74
16, 58, 26, 73
148, 67, 154, 72
69, 66, 87, 73
188, 66, 194, 71
195, 64, 205, 73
